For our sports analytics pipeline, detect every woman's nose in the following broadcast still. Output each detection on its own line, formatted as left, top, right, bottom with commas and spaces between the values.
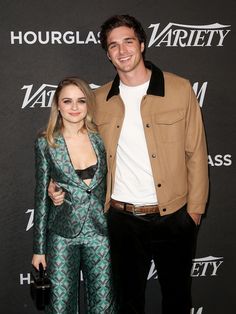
71, 101, 78, 110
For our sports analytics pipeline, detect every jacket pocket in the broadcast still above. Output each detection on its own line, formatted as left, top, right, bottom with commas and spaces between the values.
155, 111, 185, 143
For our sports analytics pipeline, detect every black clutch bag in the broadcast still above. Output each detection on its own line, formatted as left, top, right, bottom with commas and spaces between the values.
30, 263, 51, 310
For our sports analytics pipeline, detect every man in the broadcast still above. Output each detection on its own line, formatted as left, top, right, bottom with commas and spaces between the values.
50, 15, 209, 314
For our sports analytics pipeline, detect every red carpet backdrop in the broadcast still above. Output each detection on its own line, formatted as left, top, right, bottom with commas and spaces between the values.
0, 0, 235, 313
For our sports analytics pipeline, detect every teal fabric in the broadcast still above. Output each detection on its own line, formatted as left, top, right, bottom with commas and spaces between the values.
45, 218, 116, 314
33, 132, 117, 313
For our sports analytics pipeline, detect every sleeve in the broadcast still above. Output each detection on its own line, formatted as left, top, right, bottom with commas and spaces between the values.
33, 138, 51, 254
185, 81, 209, 214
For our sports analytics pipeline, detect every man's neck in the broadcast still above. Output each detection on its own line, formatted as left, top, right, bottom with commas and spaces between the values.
118, 61, 151, 87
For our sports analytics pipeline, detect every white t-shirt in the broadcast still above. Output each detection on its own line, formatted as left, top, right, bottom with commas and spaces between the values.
111, 80, 158, 206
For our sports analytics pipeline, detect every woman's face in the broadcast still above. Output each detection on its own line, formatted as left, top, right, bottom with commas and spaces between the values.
58, 84, 88, 127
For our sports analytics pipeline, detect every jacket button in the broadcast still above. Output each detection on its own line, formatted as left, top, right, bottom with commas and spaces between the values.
117, 125, 120, 128
163, 208, 166, 212
152, 154, 156, 158
146, 123, 150, 128
157, 183, 161, 187
86, 189, 91, 194
109, 155, 112, 158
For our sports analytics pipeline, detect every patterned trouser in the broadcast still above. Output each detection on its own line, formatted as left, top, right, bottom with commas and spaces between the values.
45, 217, 117, 314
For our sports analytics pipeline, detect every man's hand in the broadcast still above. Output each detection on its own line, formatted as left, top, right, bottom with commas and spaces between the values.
48, 179, 65, 206
189, 213, 202, 226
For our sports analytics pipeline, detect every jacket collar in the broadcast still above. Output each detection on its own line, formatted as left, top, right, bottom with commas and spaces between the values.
50, 132, 105, 190
106, 60, 165, 101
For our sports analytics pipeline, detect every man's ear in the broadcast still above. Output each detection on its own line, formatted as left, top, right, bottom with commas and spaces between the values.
107, 51, 111, 60
141, 42, 145, 53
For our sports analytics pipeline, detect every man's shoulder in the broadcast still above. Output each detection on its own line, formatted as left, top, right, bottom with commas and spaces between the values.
163, 71, 190, 86
163, 71, 192, 95
95, 81, 113, 98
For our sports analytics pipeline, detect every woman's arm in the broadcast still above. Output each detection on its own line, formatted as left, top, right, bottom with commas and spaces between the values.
33, 138, 51, 255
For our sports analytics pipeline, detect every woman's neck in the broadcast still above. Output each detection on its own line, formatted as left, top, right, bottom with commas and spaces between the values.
62, 123, 86, 139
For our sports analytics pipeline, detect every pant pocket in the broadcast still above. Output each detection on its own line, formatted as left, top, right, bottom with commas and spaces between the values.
165, 205, 197, 236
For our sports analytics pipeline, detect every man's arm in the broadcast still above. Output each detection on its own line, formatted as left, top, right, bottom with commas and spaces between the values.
185, 82, 209, 219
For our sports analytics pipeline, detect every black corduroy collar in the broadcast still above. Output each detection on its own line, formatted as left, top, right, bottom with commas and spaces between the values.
106, 60, 165, 101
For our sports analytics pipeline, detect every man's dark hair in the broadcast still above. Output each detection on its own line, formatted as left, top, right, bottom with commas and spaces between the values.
100, 14, 147, 55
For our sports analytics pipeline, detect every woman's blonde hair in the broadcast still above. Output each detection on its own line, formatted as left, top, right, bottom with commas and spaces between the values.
44, 77, 97, 147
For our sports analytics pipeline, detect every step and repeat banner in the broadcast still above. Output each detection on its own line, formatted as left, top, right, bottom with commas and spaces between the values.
0, 1, 235, 313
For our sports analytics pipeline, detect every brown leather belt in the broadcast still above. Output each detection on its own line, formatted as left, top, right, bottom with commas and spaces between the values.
110, 199, 160, 214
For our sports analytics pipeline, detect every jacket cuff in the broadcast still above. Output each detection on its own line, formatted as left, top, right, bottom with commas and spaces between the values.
187, 202, 206, 214
33, 242, 46, 255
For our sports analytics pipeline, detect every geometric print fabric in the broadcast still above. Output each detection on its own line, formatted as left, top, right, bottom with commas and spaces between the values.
45, 213, 117, 313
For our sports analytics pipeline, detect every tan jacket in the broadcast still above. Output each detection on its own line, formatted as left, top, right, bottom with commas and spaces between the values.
94, 61, 209, 215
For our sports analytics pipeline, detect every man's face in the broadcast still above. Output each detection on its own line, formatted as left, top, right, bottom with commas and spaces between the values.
106, 26, 144, 74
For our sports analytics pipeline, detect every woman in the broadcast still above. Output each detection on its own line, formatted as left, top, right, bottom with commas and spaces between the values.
32, 77, 116, 314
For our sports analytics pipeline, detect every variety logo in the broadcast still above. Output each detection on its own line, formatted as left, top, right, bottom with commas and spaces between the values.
25, 209, 34, 231
148, 256, 223, 280
191, 256, 224, 277
208, 154, 232, 167
148, 23, 231, 47
191, 308, 203, 314
21, 84, 56, 109
10, 31, 100, 45
20, 82, 206, 109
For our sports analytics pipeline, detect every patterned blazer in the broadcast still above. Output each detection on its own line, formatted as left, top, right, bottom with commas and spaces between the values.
33, 132, 107, 254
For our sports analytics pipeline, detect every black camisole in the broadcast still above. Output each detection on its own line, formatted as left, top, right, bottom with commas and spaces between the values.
75, 163, 98, 180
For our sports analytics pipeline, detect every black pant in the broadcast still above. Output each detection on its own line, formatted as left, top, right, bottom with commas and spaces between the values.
107, 204, 197, 314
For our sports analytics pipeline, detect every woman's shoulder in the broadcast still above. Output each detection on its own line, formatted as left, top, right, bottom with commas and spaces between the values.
35, 133, 48, 149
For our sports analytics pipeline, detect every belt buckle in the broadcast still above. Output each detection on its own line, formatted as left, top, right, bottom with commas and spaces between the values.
132, 204, 146, 216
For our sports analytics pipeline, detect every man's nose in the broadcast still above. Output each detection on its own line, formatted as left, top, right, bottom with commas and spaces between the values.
119, 43, 127, 54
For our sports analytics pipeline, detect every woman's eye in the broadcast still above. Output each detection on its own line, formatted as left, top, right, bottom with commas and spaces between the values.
78, 99, 86, 104
64, 100, 71, 104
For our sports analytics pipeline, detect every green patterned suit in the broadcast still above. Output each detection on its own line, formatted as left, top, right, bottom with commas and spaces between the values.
33, 132, 116, 314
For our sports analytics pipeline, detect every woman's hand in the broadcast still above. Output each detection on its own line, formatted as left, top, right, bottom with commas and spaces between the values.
32, 254, 47, 270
